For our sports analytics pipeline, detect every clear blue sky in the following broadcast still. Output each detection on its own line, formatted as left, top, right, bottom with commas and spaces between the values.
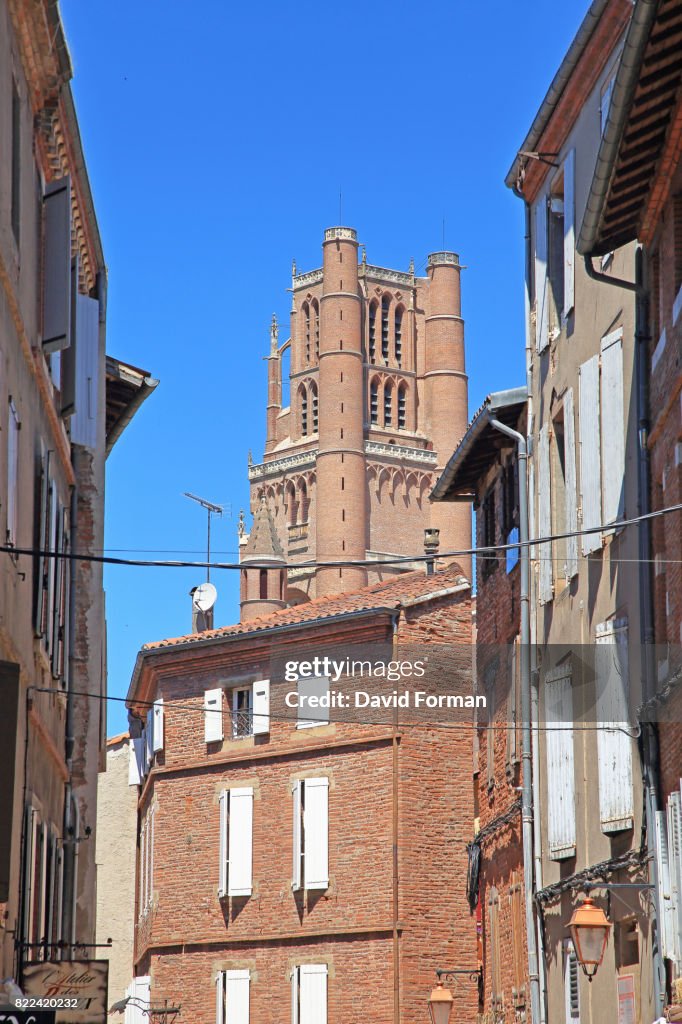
60, 0, 589, 736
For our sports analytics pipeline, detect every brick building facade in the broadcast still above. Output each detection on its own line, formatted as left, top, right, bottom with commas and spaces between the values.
242, 226, 471, 613
125, 567, 477, 1024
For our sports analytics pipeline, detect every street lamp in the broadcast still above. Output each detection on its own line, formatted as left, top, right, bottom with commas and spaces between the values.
568, 897, 611, 980
427, 978, 454, 1024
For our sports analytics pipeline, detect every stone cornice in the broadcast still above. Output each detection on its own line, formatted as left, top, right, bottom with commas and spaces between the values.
364, 440, 437, 465
248, 449, 318, 480
249, 439, 437, 480
360, 264, 414, 287
293, 269, 323, 290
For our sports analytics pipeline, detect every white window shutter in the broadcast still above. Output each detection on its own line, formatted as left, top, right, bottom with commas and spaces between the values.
145, 710, 153, 767
563, 388, 579, 577
216, 971, 225, 1024
228, 788, 253, 897
595, 621, 633, 832
292, 781, 302, 892
299, 964, 327, 1024
655, 810, 675, 960
535, 199, 549, 352
205, 688, 224, 743
563, 941, 580, 1022
537, 425, 553, 604
218, 790, 228, 898
563, 149, 575, 318
545, 666, 576, 859
42, 177, 72, 353
579, 354, 602, 553
600, 330, 625, 525
7, 400, 20, 544
252, 679, 270, 735
223, 969, 250, 1024
291, 967, 299, 1024
134, 736, 146, 781
153, 699, 164, 753
303, 777, 329, 890
128, 739, 142, 786
70, 294, 100, 449
667, 791, 682, 966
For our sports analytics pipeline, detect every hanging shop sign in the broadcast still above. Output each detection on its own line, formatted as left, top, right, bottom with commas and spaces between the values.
21, 961, 108, 1024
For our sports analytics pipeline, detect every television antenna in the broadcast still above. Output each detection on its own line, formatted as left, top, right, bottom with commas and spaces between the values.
183, 492, 225, 582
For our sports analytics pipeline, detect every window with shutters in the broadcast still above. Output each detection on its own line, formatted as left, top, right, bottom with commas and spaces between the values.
291, 964, 327, 1024
218, 788, 254, 898
487, 886, 503, 1013
138, 804, 154, 916
205, 688, 224, 743
7, 399, 20, 546
545, 661, 576, 859
42, 178, 72, 354
231, 686, 253, 738
292, 777, 329, 891
563, 939, 580, 1022
595, 619, 633, 833
216, 969, 250, 1024
510, 870, 526, 1010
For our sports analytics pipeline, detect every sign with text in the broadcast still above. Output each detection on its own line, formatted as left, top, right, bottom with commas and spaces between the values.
21, 961, 108, 1024
0, 1011, 56, 1024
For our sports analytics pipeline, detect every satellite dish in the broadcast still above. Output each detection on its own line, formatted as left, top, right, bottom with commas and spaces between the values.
192, 582, 217, 612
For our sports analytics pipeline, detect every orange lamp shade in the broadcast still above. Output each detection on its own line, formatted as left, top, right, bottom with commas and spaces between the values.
568, 897, 611, 979
428, 980, 454, 1024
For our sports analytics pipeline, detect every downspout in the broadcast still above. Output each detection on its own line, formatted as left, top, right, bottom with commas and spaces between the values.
390, 610, 401, 1024
62, 483, 79, 954
583, 248, 665, 1017
486, 410, 541, 1024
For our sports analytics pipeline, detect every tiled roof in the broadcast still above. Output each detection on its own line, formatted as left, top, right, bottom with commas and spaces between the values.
106, 731, 129, 747
142, 564, 468, 652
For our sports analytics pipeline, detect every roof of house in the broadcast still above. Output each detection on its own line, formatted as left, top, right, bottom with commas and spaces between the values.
140, 564, 469, 653
430, 388, 527, 501
105, 357, 159, 456
578, 0, 682, 255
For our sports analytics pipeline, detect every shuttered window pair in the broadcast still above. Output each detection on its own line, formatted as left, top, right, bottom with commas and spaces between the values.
534, 149, 575, 353
536, 387, 578, 604
655, 781, 682, 968
595, 619, 633, 834
128, 700, 163, 786
204, 682, 270, 743
215, 965, 327, 1024
22, 807, 63, 952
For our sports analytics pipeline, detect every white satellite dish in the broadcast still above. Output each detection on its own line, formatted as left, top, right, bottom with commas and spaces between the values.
192, 582, 217, 612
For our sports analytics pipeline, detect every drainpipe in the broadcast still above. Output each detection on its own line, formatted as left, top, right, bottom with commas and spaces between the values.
390, 610, 401, 1024
486, 408, 541, 1024
62, 483, 79, 954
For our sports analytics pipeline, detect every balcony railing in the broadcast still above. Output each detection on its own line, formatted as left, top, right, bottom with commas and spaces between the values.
231, 711, 253, 738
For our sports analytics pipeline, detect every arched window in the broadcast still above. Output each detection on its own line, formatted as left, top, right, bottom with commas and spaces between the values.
310, 381, 319, 433
370, 378, 379, 425
312, 299, 320, 360
384, 381, 393, 426
300, 384, 308, 436
398, 383, 407, 429
259, 569, 268, 600
286, 483, 297, 526
395, 307, 403, 367
368, 300, 377, 363
298, 480, 309, 523
381, 295, 390, 362
302, 302, 310, 363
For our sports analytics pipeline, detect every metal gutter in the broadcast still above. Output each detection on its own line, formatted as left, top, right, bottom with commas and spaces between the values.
577, 0, 661, 256
505, 0, 612, 189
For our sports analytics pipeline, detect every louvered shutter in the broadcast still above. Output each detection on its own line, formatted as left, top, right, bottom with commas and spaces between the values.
128, 739, 142, 786
153, 699, 164, 752
205, 688, 224, 743
46, 482, 58, 659
51, 507, 64, 678
7, 399, 20, 544
668, 791, 682, 966
303, 777, 329, 890
292, 781, 302, 892
564, 388, 578, 577
563, 150, 575, 317
299, 964, 327, 1024
600, 330, 625, 525
579, 355, 602, 553
42, 177, 72, 353
35, 449, 50, 636
655, 810, 675, 959
57, 507, 70, 682
535, 199, 549, 352
224, 969, 250, 1024
252, 679, 270, 735
563, 941, 580, 1022
537, 424, 553, 603
510, 871, 526, 1007
70, 294, 100, 448
488, 886, 502, 1009
545, 665, 576, 859
228, 788, 253, 897
595, 620, 633, 832
218, 790, 228, 898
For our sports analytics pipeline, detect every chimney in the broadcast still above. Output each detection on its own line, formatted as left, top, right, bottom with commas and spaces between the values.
424, 528, 440, 576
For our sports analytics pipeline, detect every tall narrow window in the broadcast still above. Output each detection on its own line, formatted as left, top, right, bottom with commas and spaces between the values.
302, 303, 310, 363
291, 964, 328, 1024
368, 301, 377, 362
394, 307, 403, 367
292, 777, 329, 891
218, 787, 254, 897
383, 382, 392, 426
312, 300, 320, 360
397, 384, 406, 428
381, 295, 390, 362
310, 382, 318, 433
370, 379, 379, 425
259, 569, 267, 599
11, 78, 20, 244
300, 386, 308, 436
216, 969, 250, 1024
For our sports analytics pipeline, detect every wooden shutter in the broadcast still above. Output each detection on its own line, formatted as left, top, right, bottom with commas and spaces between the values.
303, 777, 329, 890
252, 679, 270, 735
299, 964, 327, 1024
224, 969, 250, 1024
128, 740, 142, 786
545, 665, 576, 859
667, 790, 682, 966
563, 940, 580, 1022
7, 399, 20, 544
535, 199, 549, 352
228, 788, 253, 897
42, 177, 72, 352
60, 256, 79, 417
218, 790, 228, 898
563, 388, 579, 577
50, 506, 63, 676
537, 424, 553, 603
57, 507, 70, 683
510, 870, 526, 1008
655, 809, 675, 959
600, 330, 625, 525
563, 149, 575, 317
579, 355, 602, 553
70, 294, 100, 449
153, 699, 164, 753
595, 620, 633, 832
292, 780, 302, 892
34, 449, 50, 636
46, 481, 58, 659
488, 886, 502, 1010
145, 710, 153, 767
205, 688, 224, 743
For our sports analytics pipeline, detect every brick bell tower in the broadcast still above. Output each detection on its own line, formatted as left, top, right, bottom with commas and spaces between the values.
240, 227, 470, 619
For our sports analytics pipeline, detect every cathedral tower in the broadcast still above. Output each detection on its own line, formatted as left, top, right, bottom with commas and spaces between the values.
240, 227, 470, 619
